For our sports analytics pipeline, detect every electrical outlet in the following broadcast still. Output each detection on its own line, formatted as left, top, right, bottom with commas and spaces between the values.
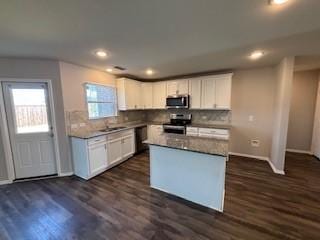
251, 140, 260, 147
202, 116, 207, 120
79, 123, 86, 127
71, 124, 78, 129
249, 115, 254, 122
125, 116, 129, 121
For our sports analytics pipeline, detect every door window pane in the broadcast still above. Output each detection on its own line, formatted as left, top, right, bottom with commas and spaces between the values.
11, 89, 49, 134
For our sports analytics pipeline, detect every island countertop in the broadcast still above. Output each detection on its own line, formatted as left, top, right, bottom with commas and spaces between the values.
144, 133, 229, 157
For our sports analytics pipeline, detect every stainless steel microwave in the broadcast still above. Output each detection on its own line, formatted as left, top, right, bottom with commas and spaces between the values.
166, 95, 189, 109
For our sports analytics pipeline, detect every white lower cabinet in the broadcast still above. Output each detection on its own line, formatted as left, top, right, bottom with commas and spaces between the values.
122, 134, 135, 159
107, 138, 122, 165
71, 129, 135, 180
88, 142, 108, 176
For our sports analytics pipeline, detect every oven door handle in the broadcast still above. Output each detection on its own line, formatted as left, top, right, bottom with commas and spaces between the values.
163, 125, 185, 130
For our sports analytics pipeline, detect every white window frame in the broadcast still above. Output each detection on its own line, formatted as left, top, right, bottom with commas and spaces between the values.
84, 83, 118, 120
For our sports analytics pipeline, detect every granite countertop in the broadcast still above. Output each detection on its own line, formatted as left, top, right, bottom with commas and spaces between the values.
69, 121, 164, 139
144, 133, 229, 157
187, 123, 232, 129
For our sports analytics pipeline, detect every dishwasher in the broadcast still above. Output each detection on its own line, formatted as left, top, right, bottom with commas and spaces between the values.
135, 125, 148, 153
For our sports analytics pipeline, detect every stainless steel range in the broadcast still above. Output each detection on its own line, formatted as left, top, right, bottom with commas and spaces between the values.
163, 114, 192, 135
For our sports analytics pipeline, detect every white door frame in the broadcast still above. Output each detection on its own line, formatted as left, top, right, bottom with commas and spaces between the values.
0, 78, 62, 181
312, 78, 320, 158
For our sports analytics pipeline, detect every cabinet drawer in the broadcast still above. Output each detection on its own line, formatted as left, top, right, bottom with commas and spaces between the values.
198, 128, 229, 139
107, 129, 134, 141
88, 136, 107, 146
186, 127, 199, 136
198, 128, 228, 135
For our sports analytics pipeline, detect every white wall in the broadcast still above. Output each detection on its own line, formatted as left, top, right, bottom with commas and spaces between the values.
230, 67, 276, 158
270, 57, 295, 174
59, 62, 116, 111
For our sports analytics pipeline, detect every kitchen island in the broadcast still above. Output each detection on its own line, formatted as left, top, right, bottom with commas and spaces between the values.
145, 133, 228, 212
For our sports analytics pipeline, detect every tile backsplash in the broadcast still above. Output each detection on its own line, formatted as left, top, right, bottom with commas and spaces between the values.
65, 110, 147, 134
66, 109, 231, 134
146, 109, 231, 125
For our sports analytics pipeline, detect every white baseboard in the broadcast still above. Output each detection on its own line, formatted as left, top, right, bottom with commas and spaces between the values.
229, 152, 285, 175
59, 172, 74, 177
267, 160, 285, 175
0, 179, 13, 185
286, 149, 312, 155
228, 152, 269, 161
0, 172, 73, 185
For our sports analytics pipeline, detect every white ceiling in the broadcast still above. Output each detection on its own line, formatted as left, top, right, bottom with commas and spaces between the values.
1, 0, 320, 79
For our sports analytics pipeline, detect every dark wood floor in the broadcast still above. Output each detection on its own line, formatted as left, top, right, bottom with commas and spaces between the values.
1, 152, 320, 240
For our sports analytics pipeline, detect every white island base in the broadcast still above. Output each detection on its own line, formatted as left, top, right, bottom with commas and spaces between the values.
150, 145, 227, 212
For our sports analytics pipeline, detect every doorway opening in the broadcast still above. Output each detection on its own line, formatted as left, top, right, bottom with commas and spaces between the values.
285, 56, 320, 171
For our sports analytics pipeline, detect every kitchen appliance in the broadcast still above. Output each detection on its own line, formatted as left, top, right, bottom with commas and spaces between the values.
135, 125, 148, 153
166, 95, 189, 109
163, 114, 192, 135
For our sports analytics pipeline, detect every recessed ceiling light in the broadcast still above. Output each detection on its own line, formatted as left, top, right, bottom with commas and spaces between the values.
95, 50, 107, 58
269, 0, 289, 5
146, 69, 154, 76
250, 51, 265, 60
106, 68, 113, 73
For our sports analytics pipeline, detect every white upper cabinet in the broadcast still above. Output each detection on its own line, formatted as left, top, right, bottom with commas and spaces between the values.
215, 75, 232, 109
117, 74, 232, 111
189, 78, 202, 109
200, 74, 233, 110
117, 78, 142, 110
152, 81, 167, 109
167, 79, 189, 96
141, 82, 153, 109
201, 77, 216, 109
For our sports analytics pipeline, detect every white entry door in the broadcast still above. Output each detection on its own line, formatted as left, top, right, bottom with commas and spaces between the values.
3, 82, 57, 179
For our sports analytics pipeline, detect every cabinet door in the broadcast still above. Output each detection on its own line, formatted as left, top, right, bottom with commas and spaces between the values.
126, 80, 137, 110
122, 135, 135, 159
177, 80, 189, 95
141, 83, 153, 109
189, 79, 201, 109
117, 78, 127, 110
133, 81, 142, 109
167, 81, 179, 96
88, 143, 108, 176
215, 77, 232, 109
201, 77, 216, 109
167, 80, 189, 96
107, 138, 122, 165
152, 82, 167, 109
